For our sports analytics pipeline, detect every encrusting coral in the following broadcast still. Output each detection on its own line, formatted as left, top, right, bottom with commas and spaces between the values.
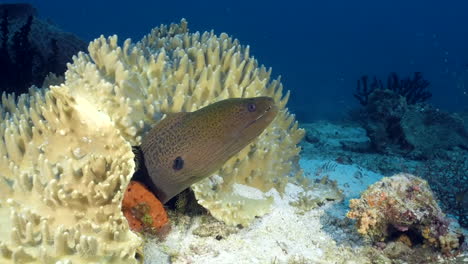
0, 19, 304, 263
347, 173, 464, 255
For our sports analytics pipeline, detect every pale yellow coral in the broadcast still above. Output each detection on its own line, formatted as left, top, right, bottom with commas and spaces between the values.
0, 88, 142, 263
0, 19, 304, 262
61, 19, 304, 226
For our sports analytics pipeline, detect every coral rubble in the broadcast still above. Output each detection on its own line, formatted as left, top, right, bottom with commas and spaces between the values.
289, 176, 344, 214
347, 173, 465, 255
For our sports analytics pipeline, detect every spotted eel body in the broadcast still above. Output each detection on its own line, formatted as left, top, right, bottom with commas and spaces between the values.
139, 97, 278, 203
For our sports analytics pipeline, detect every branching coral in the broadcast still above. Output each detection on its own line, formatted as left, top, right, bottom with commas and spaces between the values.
347, 173, 464, 255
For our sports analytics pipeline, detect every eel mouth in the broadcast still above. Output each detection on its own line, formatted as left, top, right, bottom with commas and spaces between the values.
244, 104, 278, 130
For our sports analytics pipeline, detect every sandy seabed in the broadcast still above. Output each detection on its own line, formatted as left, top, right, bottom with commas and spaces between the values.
144, 121, 468, 264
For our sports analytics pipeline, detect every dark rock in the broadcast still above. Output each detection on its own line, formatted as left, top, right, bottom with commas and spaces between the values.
0, 3, 87, 94
401, 105, 468, 158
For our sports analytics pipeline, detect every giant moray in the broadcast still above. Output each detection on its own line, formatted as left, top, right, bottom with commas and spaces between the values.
137, 97, 278, 203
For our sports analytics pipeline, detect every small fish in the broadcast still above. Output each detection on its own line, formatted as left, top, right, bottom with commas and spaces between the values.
139, 97, 278, 203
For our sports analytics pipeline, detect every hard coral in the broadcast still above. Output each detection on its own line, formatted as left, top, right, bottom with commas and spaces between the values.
347, 173, 464, 255
64, 19, 304, 226
0, 18, 303, 263
0, 88, 142, 263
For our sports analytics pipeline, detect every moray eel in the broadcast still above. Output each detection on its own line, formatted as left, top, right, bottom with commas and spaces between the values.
139, 97, 278, 203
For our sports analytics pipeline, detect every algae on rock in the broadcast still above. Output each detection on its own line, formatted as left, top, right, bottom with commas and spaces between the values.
347, 173, 464, 255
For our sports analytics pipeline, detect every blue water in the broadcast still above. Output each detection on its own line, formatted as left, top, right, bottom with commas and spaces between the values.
4, 0, 468, 121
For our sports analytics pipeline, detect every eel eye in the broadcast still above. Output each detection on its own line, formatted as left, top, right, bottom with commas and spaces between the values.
247, 103, 256, 112
173, 156, 184, 170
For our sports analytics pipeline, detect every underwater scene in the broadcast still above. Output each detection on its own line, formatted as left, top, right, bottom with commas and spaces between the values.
0, 1, 467, 263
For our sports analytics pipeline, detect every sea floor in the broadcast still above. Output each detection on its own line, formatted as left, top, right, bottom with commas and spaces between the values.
144, 121, 468, 264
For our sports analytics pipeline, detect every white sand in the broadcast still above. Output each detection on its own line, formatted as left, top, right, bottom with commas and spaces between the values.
144, 156, 382, 264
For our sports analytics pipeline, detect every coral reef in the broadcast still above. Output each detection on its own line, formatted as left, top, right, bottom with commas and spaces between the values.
347, 173, 464, 255
63, 19, 304, 226
0, 19, 303, 262
354, 72, 432, 106
349, 74, 468, 230
352, 86, 468, 158
301, 119, 468, 231
298, 121, 468, 262
0, 88, 142, 263
122, 181, 169, 234
357, 88, 410, 154
0, 3, 86, 94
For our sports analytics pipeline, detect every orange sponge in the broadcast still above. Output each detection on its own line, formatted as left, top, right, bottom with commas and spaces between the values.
122, 181, 169, 234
